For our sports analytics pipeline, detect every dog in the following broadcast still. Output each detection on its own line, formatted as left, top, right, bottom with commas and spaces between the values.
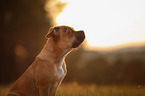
7, 25, 85, 96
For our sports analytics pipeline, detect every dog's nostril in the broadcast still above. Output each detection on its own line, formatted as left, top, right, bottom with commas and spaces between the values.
80, 30, 84, 33
76, 30, 85, 35
76, 30, 84, 34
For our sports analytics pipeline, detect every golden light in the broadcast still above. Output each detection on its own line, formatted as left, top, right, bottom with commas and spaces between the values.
56, 0, 145, 50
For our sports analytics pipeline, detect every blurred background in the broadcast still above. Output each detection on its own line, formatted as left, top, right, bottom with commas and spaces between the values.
0, 0, 145, 87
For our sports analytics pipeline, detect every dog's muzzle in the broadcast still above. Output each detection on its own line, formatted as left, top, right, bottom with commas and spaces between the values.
72, 30, 85, 48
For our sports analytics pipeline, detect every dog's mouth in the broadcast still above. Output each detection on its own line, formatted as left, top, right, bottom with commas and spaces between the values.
72, 31, 85, 48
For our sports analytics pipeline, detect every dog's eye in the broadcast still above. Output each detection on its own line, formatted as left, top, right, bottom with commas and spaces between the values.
68, 29, 73, 35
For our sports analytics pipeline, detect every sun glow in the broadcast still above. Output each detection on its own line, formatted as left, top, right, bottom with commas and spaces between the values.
56, 0, 145, 49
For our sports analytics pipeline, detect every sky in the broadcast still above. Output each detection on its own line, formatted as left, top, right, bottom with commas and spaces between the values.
56, 0, 145, 49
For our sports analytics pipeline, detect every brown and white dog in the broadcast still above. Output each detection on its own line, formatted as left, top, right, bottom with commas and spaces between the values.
7, 25, 85, 96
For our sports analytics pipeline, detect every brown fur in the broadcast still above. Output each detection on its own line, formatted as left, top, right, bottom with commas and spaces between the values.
7, 25, 85, 96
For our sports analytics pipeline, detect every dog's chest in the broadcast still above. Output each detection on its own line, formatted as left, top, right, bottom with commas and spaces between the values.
56, 66, 64, 80
55, 61, 65, 80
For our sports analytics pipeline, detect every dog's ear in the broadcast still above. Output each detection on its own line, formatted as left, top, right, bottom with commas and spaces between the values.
45, 27, 59, 39
45, 27, 53, 39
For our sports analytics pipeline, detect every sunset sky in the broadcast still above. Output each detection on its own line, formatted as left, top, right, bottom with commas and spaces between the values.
56, 0, 145, 49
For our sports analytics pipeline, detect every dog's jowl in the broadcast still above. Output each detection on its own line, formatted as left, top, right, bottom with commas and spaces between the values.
7, 26, 85, 96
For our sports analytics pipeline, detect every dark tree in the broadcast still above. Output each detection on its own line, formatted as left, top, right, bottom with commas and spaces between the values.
0, 0, 65, 84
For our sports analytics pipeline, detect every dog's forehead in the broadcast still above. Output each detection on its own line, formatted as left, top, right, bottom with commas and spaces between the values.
54, 26, 75, 31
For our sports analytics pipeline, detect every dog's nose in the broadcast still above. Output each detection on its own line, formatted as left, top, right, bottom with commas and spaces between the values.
76, 30, 84, 34
75, 30, 85, 40
72, 30, 85, 48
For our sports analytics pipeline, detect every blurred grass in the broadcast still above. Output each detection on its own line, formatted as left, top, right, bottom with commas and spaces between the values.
0, 85, 10, 96
0, 82, 145, 96
57, 82, 145, 96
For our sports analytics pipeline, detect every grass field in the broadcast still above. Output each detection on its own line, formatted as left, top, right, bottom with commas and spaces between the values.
0, 82, 145, 96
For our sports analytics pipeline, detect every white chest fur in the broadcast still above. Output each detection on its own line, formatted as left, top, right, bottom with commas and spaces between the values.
56, 65, 64, 80
55, 59, 66, 81
53, 60, 66, 89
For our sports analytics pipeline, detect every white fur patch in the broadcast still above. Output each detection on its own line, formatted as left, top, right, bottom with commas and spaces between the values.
54, 82, 58, 87
56, 60, 65, 80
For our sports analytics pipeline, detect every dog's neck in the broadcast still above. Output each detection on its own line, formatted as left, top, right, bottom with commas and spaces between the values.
37, 38, 72, 65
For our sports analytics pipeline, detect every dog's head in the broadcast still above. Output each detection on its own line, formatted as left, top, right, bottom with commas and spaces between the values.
45, 26, 85, 49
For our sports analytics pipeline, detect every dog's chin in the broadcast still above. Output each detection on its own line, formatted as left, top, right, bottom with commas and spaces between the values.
71, 41, 83, 48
